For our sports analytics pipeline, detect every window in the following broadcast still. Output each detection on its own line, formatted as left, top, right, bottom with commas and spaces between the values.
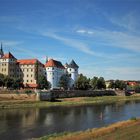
52, 67, 54, 70
31, 74, 32, 77
27, 80, 28, 82
27, 74, 28, 77
31, 80, 32, 82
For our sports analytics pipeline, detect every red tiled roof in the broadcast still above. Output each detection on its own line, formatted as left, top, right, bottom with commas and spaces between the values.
127, 82, 137, 86
45, 59, 65, 69
2, 52, 16, 59
17, 59, 45, 66
17, 59, 38, 65
26, 84, 38, 88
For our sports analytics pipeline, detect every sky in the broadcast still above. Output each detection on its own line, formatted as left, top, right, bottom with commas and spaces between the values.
0, 0, 140, 80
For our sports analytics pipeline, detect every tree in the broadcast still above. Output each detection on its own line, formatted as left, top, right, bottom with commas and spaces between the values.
109, 80, 126, 90
0, 73, 4, 87
59, 74, 69, 90
90, 77, 98, 89
38, 75, 50, 89
96, 77, 106, 89
12, 78, 23, 89
108, 80, 115, 89
75, 74, 90, 90
4, 76, 14, 89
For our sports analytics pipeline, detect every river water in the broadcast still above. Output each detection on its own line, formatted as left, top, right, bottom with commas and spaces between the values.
0, 100, 140, 140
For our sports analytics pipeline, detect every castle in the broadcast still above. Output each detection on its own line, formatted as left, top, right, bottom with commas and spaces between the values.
0, 43, 79, 89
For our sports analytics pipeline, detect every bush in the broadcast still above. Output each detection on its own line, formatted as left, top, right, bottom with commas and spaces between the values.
25, 90, 32, 94
130, 117, 137, 121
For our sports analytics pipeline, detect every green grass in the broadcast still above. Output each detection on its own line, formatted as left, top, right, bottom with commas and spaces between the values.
36, 119, 140, 140
1, 95, 140, 109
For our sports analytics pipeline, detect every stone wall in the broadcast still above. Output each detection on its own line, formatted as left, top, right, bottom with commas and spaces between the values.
0, 93, 36, 100
50, 90, 117, 98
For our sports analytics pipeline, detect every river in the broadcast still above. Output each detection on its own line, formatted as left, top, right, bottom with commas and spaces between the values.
0, 100, 140, 140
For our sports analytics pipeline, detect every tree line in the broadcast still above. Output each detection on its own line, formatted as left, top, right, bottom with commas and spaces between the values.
59, 74, 107, 90
0, 73, 50, 90
1, 73, 140, 91
59, 74, 140, 91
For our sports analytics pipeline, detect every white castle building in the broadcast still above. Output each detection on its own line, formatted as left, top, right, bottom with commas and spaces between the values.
45, 58, 79, 89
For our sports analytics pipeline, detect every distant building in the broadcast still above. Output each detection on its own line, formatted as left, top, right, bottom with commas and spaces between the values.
0, 44, 79, 89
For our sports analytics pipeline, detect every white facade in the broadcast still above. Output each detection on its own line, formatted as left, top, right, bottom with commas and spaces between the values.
46, 66, 65, 89
45, 59, 79, 89
67, 67, 78, 87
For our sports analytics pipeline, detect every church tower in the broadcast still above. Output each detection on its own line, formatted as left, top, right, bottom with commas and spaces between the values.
0, 42, 4, 58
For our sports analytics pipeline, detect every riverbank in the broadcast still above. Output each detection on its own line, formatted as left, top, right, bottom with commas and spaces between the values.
0, 94, 140, 109
37, 118, 140, 140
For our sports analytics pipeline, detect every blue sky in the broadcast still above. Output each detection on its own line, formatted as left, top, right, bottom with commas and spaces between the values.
0, 0, 140, 80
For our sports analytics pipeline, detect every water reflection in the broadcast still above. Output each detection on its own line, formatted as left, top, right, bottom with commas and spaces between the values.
0, 100, 140, 140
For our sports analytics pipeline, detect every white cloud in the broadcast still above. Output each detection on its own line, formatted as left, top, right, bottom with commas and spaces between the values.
76, 29, 86, 34
80, 66, 140, 80
41, 32, 98, 56
105, 67, 140, 80
75, 28, 140, 52
76, 29, 94, 35
109, 12, 139, 32
0, 40, 23, 47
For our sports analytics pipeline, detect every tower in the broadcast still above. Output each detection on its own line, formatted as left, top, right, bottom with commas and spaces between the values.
67, 60, 79, 87
45, 59, 65, 89
0, 42, 4, 58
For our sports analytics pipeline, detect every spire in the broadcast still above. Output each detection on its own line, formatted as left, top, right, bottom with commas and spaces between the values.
0, 42, 4, 58
45, 56, 48, 63
69, 59, 79, 68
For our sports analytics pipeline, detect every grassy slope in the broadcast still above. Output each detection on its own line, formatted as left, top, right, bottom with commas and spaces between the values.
39, 119, 140, 140
1, 95, 140, 109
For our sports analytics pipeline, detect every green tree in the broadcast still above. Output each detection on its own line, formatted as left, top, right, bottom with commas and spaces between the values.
4, 76, 14, 89
109, 80, 126, 90
90, 77, 98, 89
38, 75, 51, 89
0, 73, 4, 87
134, 85, 140, 92
97, 77, 106, 89
12, 78, 23, 89
108, 80, 115, 89
59, 74, 69, 90
75, 74, 89, 90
